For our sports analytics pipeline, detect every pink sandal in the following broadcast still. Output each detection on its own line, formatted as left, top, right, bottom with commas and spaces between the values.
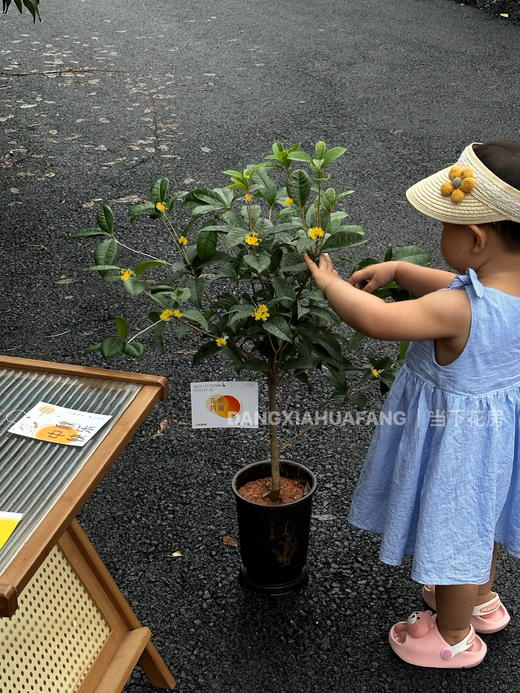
422, 585, 510, 634
389, 610, 487, 668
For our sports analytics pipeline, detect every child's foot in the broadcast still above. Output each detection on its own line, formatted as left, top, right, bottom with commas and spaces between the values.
389, 611, 487, 668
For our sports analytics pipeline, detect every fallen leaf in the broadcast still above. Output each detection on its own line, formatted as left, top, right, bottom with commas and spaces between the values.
170, 551, 183, 557
500, 13, 509, 17
312, 514, 337, 521
82, 198, 103, 208
112, 194, 145, 203
55, 278, 75, 284
152, 417, 168, 438
20, 103, 38, 109
223, 536, 239, 547
171, 418, 189, 426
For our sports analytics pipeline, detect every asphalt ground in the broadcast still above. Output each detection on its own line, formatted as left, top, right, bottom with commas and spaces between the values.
1, 1, 520, 691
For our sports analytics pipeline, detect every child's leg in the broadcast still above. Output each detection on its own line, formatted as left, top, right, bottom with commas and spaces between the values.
474, 542, 500, 609
435, 584, 479, 645
435, 542, 500, 644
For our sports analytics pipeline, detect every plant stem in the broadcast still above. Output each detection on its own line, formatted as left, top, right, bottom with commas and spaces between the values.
267, 365, 281, 502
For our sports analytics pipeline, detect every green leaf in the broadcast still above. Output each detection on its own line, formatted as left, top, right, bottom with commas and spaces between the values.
152, 321, 167, 351
221, 343, 244, 369
192, 340, 220, 366
122, 277, 147, 296
391, 245, 432, 266
262, 315, 292, 343
287, 169, 311, 207
286, 151, 312, 163
307, 305, 340, 324
243, 253, 270, 273
323, 147, 347, 165
320, 227, 365, 252
224, 227, 249, 248
280, 253, 307, 274
182, 309, 209, 330
100, 337, 123, 358
315, 141, 327, 159
398, 340, 410, 360
171, 287, 191, 304
128, 202, 157, 223
95, 237, 118, 266
149, 178, 170, 203
297, 302, 310, 320
348, 331, 366, 349
86, 265, 121, 272
96, 206, 113, 234
228, 304, 256, 327
241, 358, 269, 372
272, 277, 296, 301
185, 277, 205, 308
252, 167, 277, 206
384, 245, 393, 262
84, 342, 101, 355
197, 228, 218, 260
70, 228, 110, 238
134, 260, 166, 276
114, 316, 128, 340
123, 341, 145, 357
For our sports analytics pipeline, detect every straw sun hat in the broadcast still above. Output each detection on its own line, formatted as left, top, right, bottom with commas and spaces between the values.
406, 142, 520, 225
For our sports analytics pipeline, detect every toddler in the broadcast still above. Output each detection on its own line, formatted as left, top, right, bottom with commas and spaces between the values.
303, 140, 520, 668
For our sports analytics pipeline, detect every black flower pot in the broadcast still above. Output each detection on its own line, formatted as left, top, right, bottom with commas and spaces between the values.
231, 459, 317, 596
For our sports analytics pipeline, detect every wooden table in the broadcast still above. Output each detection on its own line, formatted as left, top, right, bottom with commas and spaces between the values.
0, 355, 176, 692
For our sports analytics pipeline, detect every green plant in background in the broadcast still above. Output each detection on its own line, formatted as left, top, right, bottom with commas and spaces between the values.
2, 0, 40, 21
71, 141, 430, 501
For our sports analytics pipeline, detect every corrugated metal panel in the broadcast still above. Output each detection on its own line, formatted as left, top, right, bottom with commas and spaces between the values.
0, 367, 141, 575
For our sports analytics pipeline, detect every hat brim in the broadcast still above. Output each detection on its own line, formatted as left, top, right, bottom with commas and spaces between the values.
406, 166, 508, 225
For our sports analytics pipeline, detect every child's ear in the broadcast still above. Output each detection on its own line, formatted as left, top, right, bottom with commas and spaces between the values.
467, 223, 490, 251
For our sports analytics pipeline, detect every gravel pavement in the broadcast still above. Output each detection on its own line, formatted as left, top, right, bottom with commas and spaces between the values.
1, 1, 520, 691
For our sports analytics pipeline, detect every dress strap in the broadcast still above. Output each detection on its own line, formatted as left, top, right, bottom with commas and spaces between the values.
448, 267, 485, 298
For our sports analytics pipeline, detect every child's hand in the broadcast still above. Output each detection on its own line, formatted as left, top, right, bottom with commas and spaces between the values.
348, 261, 398, 293
303, 252, 341, 292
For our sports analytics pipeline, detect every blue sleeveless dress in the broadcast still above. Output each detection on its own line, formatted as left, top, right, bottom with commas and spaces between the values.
348, 267, 520, 585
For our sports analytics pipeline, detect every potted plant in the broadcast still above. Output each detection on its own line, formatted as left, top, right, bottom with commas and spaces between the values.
71, 141, 430, 594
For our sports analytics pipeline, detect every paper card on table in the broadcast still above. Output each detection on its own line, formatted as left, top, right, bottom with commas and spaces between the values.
191, 381, 258, 428
8, 401, 112, 446
0, 512, 23, 550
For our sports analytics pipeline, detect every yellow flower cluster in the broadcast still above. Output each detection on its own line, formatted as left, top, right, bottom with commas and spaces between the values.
252, 304, 270, 321
371, 369, 381, 378
284, 198, 294, 206
178, 236, 188, 245
308, 226, 325, 239
120, 269, 133, 281
160, 308, 183, 321
244, 193, 254, 202
155, 202, 167, 212
215, 336, 228, 347
440, 165, 476, 204
244, 231, 261, 246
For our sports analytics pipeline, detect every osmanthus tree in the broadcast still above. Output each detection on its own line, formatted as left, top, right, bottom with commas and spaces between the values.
2, 0, 40, 21
71, 141, 430, 500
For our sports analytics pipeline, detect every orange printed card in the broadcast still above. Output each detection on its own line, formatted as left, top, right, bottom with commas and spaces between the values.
8, 401, 112, 446
0, 512, 23, 550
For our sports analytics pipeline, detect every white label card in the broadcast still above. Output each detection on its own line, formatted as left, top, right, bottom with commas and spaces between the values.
8, 401, 112, 446
190, 381, 258, 428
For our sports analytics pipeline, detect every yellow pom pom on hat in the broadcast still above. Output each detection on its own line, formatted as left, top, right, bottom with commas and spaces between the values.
406, 142, 520, 224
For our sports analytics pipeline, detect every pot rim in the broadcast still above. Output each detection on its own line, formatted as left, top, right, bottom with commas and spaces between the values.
231, 459, 317, 509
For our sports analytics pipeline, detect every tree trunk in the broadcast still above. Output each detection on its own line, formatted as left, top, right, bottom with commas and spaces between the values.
267, 367, 280, 502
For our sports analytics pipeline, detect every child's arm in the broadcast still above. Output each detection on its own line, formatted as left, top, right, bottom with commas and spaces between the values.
302, 253, 469, 341
349, 260, 456, 297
